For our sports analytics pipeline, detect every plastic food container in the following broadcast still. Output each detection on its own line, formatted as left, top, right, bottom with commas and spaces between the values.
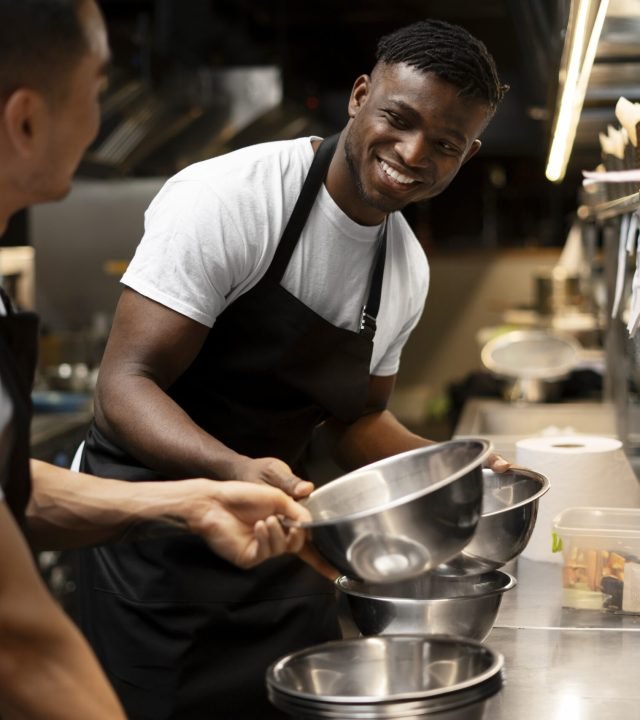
552, 507, 640, 613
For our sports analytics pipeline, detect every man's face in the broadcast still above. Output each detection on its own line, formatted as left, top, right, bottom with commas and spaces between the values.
29, 0, 110, 202
342, 63, 492, 222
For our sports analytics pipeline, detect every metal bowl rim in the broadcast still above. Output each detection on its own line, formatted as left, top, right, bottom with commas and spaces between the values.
266, 633, 505, 704
480, 328, 582, 380
268, 672, 504, 716
290, 439, 492, 529
479, 466, 550, 518
334, 570, 517, 602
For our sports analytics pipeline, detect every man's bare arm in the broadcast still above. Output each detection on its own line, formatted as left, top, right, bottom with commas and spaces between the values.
0, 503, 126, 719
27, 460, 311, 565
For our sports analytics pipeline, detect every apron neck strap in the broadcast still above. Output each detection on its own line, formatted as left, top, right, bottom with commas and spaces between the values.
266, 133, 388, 341
359, 222, 387, 339
266, 134, 340, 282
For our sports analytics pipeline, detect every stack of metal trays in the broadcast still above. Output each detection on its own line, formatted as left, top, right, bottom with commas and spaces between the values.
266, 635, 504, 719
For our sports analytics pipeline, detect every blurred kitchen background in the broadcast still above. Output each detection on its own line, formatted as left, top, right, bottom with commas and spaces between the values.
5, 0, 640, 480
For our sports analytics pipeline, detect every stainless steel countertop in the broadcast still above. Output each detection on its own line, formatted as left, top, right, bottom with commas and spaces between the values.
482, 559, 640, 719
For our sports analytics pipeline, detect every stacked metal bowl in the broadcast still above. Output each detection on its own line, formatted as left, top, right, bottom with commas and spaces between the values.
297, 439, 492, 583
267, 635, 504, 719
268, 440, 549, 718
334, 465, 549, 640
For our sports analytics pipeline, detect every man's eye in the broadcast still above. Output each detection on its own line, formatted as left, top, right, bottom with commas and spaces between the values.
440, 142, 461, 155
384, 111, 408, 129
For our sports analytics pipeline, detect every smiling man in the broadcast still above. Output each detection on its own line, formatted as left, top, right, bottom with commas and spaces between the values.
76, 18, 508, 719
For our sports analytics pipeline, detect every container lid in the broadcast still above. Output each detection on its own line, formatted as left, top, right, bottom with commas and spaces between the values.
552, 506, 640, 539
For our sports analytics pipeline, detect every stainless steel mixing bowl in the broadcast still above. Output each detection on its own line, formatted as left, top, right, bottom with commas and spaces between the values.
435, 466, 550, 576
266, 634, 504, 719
295, 439, 491, 583
336, 569, 516, 641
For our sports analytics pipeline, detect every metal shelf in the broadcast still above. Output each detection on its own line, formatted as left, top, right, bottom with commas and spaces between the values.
578, 190, 640, 220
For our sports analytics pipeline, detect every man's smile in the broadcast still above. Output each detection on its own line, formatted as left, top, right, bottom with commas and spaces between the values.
378, 158, 421, 186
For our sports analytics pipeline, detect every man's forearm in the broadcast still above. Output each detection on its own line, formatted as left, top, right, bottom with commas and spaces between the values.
95, 373, 248, 480
332, 409, 434, 471
27, 459, 206, 550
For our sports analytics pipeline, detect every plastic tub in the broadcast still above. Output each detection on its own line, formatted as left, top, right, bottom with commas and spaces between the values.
552, 507, 640, 613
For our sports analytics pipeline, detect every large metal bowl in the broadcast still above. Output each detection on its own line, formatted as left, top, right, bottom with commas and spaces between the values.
435, 466, 549, 576
336, 569, 516, 641
296, 439, 491, 583
266, 634, 504, 719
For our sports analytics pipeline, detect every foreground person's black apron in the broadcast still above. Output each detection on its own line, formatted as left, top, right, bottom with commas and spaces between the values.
77, 135, 386, 719
0, 289, 39, 534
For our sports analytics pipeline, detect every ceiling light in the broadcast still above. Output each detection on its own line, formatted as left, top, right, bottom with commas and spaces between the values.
545, 0, 610, 182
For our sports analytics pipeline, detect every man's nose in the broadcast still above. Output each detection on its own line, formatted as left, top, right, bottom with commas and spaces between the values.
395, 133, 430, 167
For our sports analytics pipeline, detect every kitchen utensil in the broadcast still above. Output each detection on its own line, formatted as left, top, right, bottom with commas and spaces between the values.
435, 467, 550, 576
336, 569, 515, 641
292, 439, 491, 583
534, 267, 585, 316
481, 328, 582, 403
266, 634, 504, 719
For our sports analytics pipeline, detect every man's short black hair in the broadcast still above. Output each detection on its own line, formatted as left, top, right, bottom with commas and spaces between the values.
0, 0, 89, 103
376, 19, 508, 112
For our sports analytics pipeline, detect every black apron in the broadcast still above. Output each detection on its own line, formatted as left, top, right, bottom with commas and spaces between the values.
76, 135, 387, 720
0, 288, 39, 534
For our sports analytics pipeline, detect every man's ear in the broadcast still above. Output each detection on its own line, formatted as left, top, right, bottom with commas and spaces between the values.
462, 139, 482, 165
347, 74, 371, 119
3, 89, 45, 158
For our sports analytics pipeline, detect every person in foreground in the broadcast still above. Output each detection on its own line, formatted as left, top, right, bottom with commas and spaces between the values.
75, 14, 511, 720
0, 1, 312, 718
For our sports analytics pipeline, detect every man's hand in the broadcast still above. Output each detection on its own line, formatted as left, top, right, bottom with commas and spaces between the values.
186, 480, 312, 568
232, 456, 314, 498
485, 452, 511, 472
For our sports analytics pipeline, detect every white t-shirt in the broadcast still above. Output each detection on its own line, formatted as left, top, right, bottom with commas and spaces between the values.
122, 137, 429, 376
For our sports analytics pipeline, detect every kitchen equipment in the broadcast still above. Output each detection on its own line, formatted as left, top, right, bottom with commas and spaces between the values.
266, 634, 504, 719
31, 390, 92, 414
534, 267, 586, 316
292, 439, 491, 583
481, 328, 582, 402
435, 467, 550, 576
516, 435, 640, 563
43, 362, 95, 393
553, 506, 640, 613
336, 569, 515, 641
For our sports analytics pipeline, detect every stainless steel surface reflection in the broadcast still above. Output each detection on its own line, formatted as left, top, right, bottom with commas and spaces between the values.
485, 627, 640, 720
480, 559, 640, 719
336, 570, 516, 641
436, 467, 549, 576
296, 440, 491, 583
267, 635, 503, 719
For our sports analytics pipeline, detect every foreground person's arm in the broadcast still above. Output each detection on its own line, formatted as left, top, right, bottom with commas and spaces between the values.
28, 460, 309, 564
0, 503, 126, 720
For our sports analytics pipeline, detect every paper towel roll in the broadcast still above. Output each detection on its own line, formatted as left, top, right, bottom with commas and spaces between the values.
515, 435, 640, 563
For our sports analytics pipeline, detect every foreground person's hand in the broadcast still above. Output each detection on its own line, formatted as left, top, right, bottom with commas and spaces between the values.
187, 480, 312, 568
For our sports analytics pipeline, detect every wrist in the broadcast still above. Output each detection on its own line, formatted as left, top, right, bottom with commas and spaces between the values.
219, 453, 251, 481
170, 478, 220, 536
